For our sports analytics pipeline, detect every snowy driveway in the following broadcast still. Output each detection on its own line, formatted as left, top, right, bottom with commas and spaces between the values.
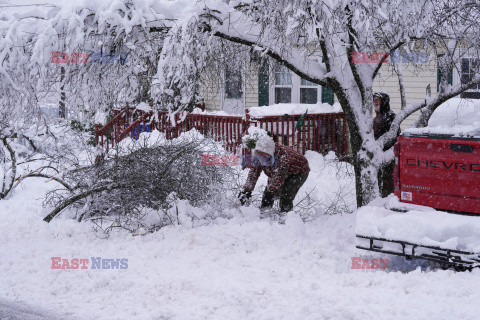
0, 300, 65, 320
1, 207, 480, 320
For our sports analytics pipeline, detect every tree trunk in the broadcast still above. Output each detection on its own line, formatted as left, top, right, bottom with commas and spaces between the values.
59, 66, 66, 118
335, 88, 381, 207
350, 146, 380, 207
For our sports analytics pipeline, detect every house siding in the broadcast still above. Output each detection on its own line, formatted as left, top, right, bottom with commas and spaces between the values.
199, 79, 221, 111
199, 59, 259, 111
244, 61, 259, 108
373, 59, 438, 130
201, 56, 440, 132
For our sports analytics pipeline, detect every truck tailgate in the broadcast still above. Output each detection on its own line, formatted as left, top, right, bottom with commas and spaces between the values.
395, 135, 480, 214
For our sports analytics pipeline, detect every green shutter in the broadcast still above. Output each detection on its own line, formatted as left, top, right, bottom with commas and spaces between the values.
258, 58, 269, 106
437, 54, 453, 92
321, 86, 334, 105
320, 57, 334, 105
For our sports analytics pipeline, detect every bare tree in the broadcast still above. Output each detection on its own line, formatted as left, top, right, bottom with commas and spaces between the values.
0, 121, 83, 200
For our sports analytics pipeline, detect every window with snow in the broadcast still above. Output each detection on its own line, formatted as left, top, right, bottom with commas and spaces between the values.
274, 64, 292, 103
300, 78, 318, 104
272, 62, 319, 104
225, 67, 243, 99
461, 58, 480, 99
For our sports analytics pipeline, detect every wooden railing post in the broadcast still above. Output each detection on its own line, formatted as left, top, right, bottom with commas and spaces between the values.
95, 124, 99, 146
244, 108, 250, 134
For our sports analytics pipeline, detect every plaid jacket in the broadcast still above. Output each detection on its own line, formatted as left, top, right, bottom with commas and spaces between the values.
244, 145, 310, 194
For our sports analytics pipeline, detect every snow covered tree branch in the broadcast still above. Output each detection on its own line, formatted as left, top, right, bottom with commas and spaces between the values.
157, 0, 480, 206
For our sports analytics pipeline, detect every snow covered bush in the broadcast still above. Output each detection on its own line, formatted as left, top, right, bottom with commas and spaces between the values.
43, 134, 236, 234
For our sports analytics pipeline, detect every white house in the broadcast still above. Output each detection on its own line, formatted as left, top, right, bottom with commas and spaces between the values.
199, 51, 472, 130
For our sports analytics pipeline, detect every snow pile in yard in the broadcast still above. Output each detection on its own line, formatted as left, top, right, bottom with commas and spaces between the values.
404, 98, 480, 137
356, 196, 480, 252
191, 102, 342, 117
113, 128, 226, 157
248, 102, 342, 117
2, 165, 480, 319
300, 151, 357, 214
191, 108, 232, 116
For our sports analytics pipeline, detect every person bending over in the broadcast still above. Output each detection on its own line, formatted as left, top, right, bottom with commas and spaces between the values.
239, 135, 310, 213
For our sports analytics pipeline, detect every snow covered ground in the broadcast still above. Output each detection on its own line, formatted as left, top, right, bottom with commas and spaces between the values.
1, 150, 480, 319
356, 196, 480, 253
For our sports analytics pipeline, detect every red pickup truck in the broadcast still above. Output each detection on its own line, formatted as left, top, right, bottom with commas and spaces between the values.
356, 99, 480, 270
394, 133, 480, 214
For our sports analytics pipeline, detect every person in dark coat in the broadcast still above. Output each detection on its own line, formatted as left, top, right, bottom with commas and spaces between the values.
373, 92, 396, 140
373, 92, 397, 197
238, 135, 310, 213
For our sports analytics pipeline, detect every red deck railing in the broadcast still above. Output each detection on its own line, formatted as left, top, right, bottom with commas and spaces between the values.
95, 105, 349, 159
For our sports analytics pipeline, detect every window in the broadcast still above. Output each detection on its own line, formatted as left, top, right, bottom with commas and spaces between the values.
225, 66, 243, 99
223, 65, 244, 114
265, 61, 334, 106
300, 78, 318, 104
274, 64, 292, 103
272, 63, 319, 104
460, 58, 480, 99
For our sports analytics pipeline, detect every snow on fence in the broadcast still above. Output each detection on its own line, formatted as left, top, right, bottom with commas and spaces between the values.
95, 105, 349, 160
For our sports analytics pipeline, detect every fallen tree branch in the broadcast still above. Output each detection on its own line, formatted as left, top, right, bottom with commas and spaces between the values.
14, 173, 73, 192
0, 137, 17, 199
43, 137, 234, 231
43, 184, 122, 223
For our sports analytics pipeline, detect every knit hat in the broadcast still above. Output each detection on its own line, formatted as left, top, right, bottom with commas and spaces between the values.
254, 135, 275, 156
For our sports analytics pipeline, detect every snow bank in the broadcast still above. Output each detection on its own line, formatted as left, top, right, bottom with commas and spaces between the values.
113, 128, 226, 158
404, 98, 480, 137
2, 175, 480, 319
2, 132, 480, 319
191, 108, 232, 116
191, 102, 342, 117
302, 151, 357, 213
356, 196, 480, 252
248, 102, 342, 118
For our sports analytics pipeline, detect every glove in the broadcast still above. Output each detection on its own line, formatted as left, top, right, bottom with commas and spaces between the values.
238, 190, 252, 205
260, 190, 275, 209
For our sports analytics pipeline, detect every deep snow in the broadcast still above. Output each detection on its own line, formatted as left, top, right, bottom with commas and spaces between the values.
1, 149, 480, 320
356, 196, 480, 253
191, 102, 342, 117
404, 98, 480, 138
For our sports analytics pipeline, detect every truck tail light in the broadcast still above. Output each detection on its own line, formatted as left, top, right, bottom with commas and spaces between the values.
393, 142, 400, 191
